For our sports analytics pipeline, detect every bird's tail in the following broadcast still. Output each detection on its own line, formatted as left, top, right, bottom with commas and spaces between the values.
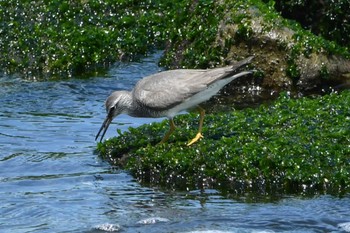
228, 56, 254, 74
199, 56, 255, 86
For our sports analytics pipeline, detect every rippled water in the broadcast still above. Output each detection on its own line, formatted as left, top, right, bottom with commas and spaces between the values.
1, 52, 350, 233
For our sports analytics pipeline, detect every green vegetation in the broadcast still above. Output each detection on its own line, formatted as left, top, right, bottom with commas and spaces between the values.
159, 0, 225, 69
97, 90, 350, 195
0, 0, 170, 78
160, 0, 350, 83
0, 0, 225, 78
1, 0, 349, 80
218, 0, 350, 83
2, 0, 348, 195
273, 0, 350, 48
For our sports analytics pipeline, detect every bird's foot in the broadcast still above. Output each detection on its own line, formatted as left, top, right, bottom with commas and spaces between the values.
187, 133, 204, 146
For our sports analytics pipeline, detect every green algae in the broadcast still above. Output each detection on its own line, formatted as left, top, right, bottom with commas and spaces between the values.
0, 0, 226, 78
0, 0, 171, 78
159, 0, 225, 69
223, 0, 350, 83
2, 0, 349, 80
97, 90, 350, 195
160, 0, 350, 87
273, 0, 350, 48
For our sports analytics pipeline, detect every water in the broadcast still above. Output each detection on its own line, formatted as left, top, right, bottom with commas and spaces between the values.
1, 51, 350, 233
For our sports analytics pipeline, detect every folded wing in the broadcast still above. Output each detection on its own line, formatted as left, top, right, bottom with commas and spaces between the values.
133, 56, 253, 110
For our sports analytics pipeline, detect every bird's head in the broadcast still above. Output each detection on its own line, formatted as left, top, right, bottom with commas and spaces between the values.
95, 91, 129, 142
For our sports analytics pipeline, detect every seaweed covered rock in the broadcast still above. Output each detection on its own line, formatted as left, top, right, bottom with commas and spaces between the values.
97, 90, 350, 196
2, 0, 350, 91
0, 0, 170, 78
161, 0, 350, 95
273, 0, 350, 48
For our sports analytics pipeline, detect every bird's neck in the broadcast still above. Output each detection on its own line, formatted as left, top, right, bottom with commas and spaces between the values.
119, 91, 154, 117
117, 91, 135, 115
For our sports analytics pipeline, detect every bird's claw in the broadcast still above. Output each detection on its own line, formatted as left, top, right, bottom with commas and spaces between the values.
187, 133, 204, 146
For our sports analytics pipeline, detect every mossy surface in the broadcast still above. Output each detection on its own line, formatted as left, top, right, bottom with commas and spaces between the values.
2, 0, 349, 81
222, 0, 350, 81
0, 0, 229, 78
0, 0, 173, 78
97, 90, 350, 196
157, 0, 350, 93
273, 0, 350, 48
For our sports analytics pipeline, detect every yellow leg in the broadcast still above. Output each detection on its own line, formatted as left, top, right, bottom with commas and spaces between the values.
159, 118, 176, 144
187, 106, 205, 146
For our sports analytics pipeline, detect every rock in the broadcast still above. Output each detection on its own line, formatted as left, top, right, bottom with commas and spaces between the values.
162, 0, 350, 97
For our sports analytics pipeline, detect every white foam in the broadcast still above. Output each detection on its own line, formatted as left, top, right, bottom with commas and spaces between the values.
137, 217, 170, 225
94, 223, 121, 232
339, 222, 350, 232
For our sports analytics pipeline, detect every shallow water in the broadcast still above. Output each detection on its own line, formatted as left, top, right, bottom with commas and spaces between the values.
1, 52, 350, 233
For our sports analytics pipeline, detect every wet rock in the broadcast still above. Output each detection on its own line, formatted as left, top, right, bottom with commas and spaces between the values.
296, 53, 350, 91
162, 0, 350, 97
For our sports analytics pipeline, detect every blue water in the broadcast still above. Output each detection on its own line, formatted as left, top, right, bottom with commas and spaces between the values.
1, 52, 350, 233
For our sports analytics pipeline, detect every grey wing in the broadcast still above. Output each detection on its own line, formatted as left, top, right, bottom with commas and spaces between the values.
133, 69, 209, 110
132, 57, 253, 110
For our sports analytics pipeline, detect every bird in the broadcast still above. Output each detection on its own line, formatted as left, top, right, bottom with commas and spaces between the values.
96, 56, 254, 146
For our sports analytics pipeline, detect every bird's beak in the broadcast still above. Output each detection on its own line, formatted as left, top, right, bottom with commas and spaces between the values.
95, 113, 113, 142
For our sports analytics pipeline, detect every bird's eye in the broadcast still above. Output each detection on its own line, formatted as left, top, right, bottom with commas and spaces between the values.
107, 105, 116, 114
109, 106, 116, 112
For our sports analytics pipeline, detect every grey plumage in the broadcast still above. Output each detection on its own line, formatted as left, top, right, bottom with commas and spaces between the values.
96, 56, 254, 144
